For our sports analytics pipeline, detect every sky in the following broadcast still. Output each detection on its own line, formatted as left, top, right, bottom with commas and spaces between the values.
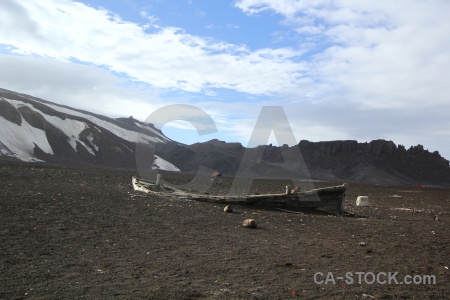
1, 0, 450, 160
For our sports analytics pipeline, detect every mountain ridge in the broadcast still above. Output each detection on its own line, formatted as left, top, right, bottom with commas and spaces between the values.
1, 88, 449, 186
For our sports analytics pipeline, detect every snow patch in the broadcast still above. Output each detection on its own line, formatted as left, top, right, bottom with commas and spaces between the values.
0, 97, 176, 166
152, 155, 180, 172
6, 99, 95, 155
86, 134, 99, 152
140, 122, 172, 142
0, 142, 13, 157
43, 102, 169, 144
0, 114, 52, 162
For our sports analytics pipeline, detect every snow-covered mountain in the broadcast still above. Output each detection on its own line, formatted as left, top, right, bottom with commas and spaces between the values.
0, 88, 179, 171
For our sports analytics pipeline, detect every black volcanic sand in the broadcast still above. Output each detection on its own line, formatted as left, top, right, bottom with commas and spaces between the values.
1, 164, 449, 299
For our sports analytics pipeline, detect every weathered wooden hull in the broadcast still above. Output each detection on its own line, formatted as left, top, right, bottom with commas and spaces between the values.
132, 176, 347, 215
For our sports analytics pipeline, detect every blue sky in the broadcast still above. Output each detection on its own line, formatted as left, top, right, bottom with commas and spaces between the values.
84, 0, 285, 49
1, 0, 450, 159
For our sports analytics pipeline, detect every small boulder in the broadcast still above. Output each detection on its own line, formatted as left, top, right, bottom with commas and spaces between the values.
356, 196, 369, 206
224, 205, 233, 213
242, 219, 256, 228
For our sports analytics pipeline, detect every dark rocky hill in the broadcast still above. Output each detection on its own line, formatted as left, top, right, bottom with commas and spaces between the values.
161, 138, 449, 186
298, 140, 450, 185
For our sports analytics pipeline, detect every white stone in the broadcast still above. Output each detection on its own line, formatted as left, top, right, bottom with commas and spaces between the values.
356, 196, 369, 206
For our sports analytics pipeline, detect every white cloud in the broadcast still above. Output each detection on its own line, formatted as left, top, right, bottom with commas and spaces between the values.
235, 0, 450, 108
140, 10, 159, 24
0, 54, 163, 121
0, 0, 306, 96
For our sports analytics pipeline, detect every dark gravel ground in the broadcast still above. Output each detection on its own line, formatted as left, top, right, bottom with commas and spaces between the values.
0, 163, 449, 299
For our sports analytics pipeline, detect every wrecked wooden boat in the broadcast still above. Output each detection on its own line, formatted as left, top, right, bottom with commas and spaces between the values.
131, 176, 347, 215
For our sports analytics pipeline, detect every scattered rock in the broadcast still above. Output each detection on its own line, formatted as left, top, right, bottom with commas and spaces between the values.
433, 215, 439, 221
359, 242, 366, 246
356, 196, 369, 206
224, 205, 233, 213
290, 186, 300, 193
242, 219, 256, 228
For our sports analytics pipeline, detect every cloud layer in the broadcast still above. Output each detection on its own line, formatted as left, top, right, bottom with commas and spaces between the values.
235, 0, 450, 108
0, 0, 307, 95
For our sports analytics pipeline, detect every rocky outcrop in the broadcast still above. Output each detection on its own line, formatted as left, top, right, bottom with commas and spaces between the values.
167, 138, 449, 185
297, 139, 450, 185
